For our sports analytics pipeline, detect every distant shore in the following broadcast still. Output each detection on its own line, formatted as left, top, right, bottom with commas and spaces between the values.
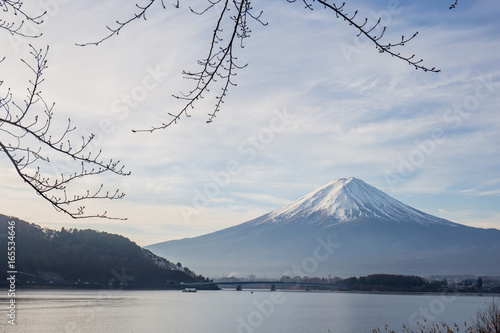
333, 289, 500, 297
14, 285, 495, 295
3, 287, 499, 299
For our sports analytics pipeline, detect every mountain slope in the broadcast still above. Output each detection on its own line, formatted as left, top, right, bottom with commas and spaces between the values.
147, 178, 500, 277
0, 214, 207, 288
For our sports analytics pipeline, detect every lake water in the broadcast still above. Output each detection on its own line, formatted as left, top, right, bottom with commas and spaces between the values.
0, 289, 494, 333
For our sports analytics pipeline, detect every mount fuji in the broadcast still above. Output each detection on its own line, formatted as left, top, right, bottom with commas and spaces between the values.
147, 178, 500, 277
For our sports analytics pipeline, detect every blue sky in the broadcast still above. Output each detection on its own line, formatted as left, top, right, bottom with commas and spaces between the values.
1, 0, 499, 245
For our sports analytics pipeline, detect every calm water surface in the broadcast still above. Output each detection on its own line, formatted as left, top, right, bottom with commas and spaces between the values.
0, 289, 494, 333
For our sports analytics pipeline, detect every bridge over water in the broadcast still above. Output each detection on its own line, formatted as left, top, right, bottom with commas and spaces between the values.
181, 281, 347, 291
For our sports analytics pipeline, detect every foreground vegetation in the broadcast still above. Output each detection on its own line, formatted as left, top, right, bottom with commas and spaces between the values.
374, 299, 500, 333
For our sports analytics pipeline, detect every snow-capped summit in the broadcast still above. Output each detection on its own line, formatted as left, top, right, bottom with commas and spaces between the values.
263, 177, 454, 226
147, 178, 500, 277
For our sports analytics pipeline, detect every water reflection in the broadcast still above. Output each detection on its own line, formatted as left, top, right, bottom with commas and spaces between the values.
0, 290, 493, 333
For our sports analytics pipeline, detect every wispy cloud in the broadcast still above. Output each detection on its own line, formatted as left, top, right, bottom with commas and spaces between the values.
1, 0, 499, 244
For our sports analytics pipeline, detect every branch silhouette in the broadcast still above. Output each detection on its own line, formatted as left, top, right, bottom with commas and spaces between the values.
1, 2, 131, 219
80, 0, 441, 132
0, 0, 45, 38
1, 46, 130, 218
449, 0, 460, 10
308, 0, 439, 72
76, 0, 166, 47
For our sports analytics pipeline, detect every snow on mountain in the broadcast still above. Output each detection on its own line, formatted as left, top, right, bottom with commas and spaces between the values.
147, 178, 500, 277
261, 177, 455, 226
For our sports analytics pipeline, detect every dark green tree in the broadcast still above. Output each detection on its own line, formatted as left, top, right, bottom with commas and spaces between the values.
477, 277, 483, 289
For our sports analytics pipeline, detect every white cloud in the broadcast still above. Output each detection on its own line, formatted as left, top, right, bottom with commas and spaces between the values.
1, 0, 500, 243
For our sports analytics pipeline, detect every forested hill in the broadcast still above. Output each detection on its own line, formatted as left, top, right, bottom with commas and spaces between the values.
0, 214, 209, 289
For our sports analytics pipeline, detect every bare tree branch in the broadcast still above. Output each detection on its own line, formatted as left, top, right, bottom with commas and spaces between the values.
0, 2, 130, 219
79, 0, 441, 132
76, 0, 166, 47
133, 0, 263, 132
298, 0, 440, 72
0, 0, 45, 38
0, 46, 130, 219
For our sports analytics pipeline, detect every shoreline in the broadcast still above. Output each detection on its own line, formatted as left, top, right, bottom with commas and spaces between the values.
3, 286, 499, 298
334, 289, 500, 297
